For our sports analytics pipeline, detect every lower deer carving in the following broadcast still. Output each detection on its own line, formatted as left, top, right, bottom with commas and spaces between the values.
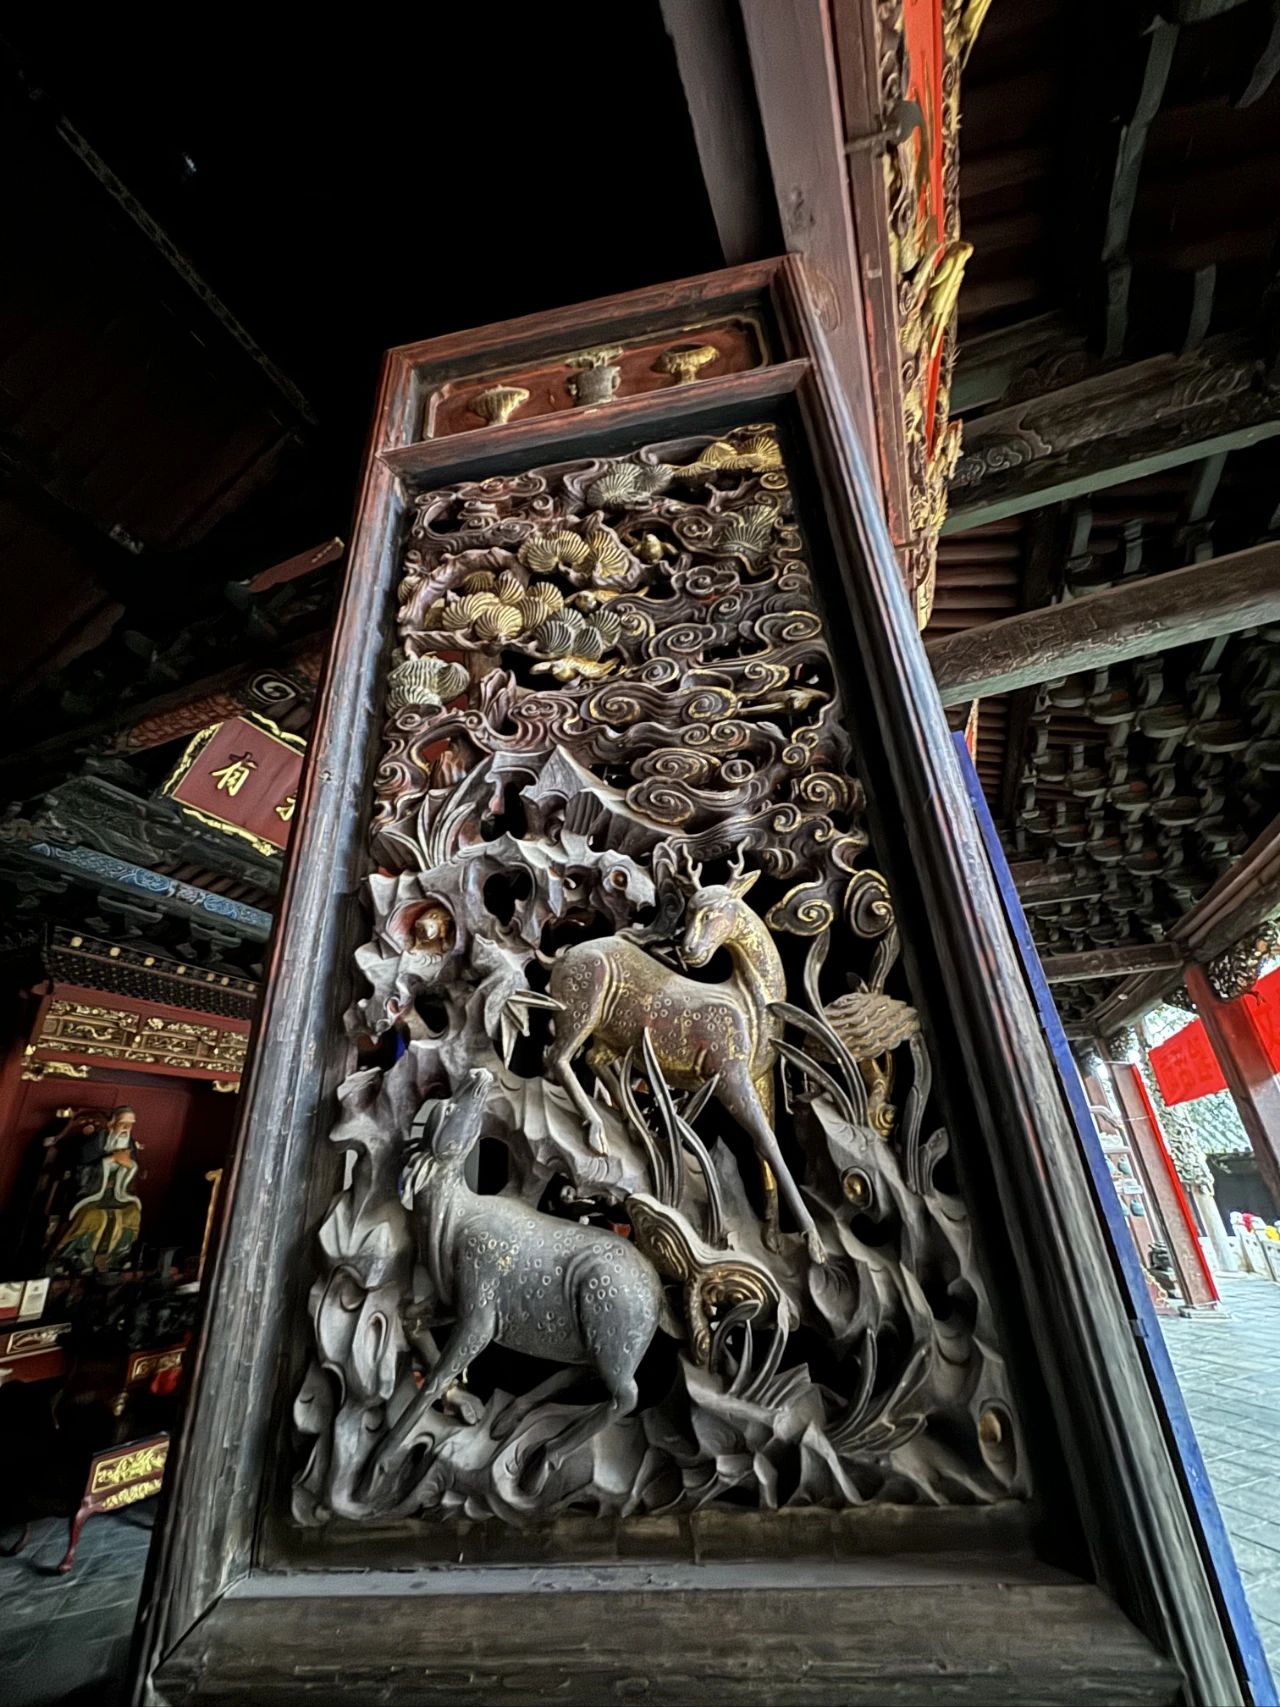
547, 855, 825, 1263
372, 1067, 662, 1489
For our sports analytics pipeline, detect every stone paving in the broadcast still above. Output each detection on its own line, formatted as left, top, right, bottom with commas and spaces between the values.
2, 1282, 1279, 1704
0, 1502, 152, 1706
1162, 1271, 1280, 1690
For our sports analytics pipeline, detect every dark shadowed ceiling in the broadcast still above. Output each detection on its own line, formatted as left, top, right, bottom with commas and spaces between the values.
0, 9, 722, 731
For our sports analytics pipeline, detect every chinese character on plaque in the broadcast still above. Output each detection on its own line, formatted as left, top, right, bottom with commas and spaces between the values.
160, 713, 306, 855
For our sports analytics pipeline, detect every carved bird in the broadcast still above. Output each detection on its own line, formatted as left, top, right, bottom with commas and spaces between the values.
823, 990, 920, 1060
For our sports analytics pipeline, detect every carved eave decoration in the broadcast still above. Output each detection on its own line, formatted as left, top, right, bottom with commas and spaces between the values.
843, 0, 980, 627
1206, 918, 1280, 1003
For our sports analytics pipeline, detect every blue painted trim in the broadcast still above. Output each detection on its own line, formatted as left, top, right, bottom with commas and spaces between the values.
23, 839, 272, 939
951, 733, 1274, 1705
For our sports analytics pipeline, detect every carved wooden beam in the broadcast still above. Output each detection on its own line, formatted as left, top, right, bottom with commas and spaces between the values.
927, 540, 1280, 707
943, 334, 1280, 534
950, 315, 1093, 415
1074, 968, 1186, 1040
1172, 812, 1280, 962
1017, 874, 1106, 909
1040, 944, 1184, 986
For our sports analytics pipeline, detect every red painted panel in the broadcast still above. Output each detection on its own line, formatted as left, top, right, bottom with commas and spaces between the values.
164, 714, 303, 851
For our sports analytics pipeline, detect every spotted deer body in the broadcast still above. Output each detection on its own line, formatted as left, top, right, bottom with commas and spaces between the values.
547, 865, 823, 1260
376, 1067, 661, 1482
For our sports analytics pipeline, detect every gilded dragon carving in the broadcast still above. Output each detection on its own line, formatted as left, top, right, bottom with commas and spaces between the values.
294, 424, 1021, 1527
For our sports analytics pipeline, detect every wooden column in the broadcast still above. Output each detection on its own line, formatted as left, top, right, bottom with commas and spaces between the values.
1185, 960, 1280, 1213
1108, 1061, 1219, 1310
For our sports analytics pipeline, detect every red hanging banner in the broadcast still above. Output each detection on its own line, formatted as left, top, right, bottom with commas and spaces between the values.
1148, 1020, 1227, 1105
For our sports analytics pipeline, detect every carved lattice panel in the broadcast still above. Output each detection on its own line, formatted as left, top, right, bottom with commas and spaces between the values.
292, 423, 1022, 1526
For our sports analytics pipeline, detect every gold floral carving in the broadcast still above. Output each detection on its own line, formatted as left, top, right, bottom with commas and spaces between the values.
878, 0, 986, 626
99, 1477, 164, 1510
32, 998, 247, 1078
90, 1440, 169, 1494
128, 1348, 185, 1383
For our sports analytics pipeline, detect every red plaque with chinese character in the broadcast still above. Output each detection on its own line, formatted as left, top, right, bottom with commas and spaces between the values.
160, 713, 305, 855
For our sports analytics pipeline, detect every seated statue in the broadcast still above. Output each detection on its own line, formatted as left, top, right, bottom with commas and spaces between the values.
46, 1105, 143, 1275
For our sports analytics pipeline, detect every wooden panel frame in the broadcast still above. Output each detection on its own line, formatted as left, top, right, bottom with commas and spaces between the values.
131, 259, 1239, 1704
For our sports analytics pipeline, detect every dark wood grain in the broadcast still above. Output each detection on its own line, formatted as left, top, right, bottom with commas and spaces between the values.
381, 362, 811, 486
154, 1575, 1179, 1706
739, 0, 891, 532
129, 353, 414, 1693
927, 541, 1280, 706
659, 0, 779, 265
1040, 944, 1184, 985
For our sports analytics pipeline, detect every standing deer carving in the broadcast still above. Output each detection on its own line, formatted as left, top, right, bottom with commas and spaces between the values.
547, 852, 824, 1263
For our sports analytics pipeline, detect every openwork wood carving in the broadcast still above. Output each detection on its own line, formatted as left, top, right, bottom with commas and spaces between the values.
294, 426, 1021, 1525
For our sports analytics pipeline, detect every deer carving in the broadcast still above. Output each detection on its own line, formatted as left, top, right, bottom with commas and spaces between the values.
547, 852, 824, 1263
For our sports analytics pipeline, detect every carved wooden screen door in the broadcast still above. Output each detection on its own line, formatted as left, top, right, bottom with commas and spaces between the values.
133, 262, 1243, 1704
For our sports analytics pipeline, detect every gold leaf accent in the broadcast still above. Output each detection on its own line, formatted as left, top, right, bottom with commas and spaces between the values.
519, 530, 591, 572
656, 343, 720, 385
582, 527, 633, 581
472, 602, 523, 642
469, 385, 529, 427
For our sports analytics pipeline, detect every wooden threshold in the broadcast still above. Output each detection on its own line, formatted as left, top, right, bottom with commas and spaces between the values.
153, 1560, 1180, 1706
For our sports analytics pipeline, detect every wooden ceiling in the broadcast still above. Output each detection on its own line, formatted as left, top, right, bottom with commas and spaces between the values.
926, 0, 1280, 1029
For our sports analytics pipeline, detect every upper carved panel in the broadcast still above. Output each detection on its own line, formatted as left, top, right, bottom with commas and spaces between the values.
294, 425, 1021, 1529
420, 317, 766, 441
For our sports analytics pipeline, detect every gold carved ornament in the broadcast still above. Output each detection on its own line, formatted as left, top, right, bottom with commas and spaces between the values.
881, 0, 988, 626
294, 420, 1022, 1526
31, 998, 247, 1078
98, 1477, 164, 1511
90, 1440, 169, 1494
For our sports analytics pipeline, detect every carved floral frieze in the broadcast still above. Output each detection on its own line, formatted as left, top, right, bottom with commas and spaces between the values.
294, 425, 1021, 1528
